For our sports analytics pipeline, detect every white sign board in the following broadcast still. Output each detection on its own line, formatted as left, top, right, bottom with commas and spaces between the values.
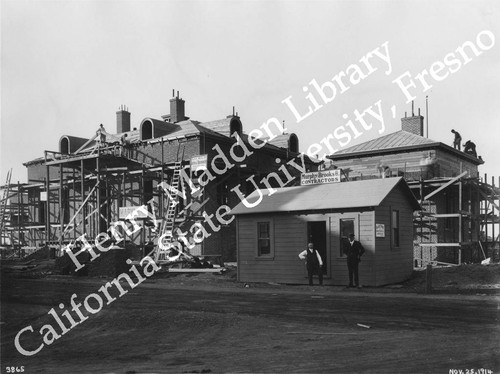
376, 224, 385, 237
40, 192, 47, 201
301, 169, 341, 186
119, 206, 148, 219
191, 155, 208, 171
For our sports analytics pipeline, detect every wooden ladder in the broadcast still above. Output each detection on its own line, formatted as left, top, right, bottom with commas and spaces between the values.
155, 161, 183, 263
0, 169, 12, 243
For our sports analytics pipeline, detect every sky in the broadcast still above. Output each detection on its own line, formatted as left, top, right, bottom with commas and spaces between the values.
1, 0, 499, 185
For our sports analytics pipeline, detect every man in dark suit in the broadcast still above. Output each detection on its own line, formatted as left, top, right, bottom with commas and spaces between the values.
343, 233, 365, 288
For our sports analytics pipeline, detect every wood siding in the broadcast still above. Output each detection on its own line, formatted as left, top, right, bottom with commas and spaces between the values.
329, 211, 375, 286
237, 184, 416, 286
237, 211, 378, 285
374, 188, 414, 285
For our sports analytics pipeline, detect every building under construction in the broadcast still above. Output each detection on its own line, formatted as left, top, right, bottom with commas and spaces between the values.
327, 109, 500, 266
2, 98, 499, 270
0, 92, 313, 267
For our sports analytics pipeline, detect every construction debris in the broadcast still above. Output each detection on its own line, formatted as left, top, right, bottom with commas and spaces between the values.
167, 268, 224, 274
357, 323, 371, 329
481, 257, 492, 265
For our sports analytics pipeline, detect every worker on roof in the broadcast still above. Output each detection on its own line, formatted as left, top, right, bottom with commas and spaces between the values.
451, 129, 462, 151
97, 124, 107, 144
463, 140, 477, 157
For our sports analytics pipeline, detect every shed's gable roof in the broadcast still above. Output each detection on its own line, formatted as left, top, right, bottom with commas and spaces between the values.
231, 177, 420, 215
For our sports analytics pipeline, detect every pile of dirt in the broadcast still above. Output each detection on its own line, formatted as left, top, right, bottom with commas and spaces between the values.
22, 246, 52, 261
402, 263, 500, 291
54, 246, 143, 277
0, 259, 55, 278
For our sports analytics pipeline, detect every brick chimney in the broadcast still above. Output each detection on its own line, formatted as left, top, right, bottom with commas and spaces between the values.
169, 90, 186, 123
401, 106, 424, 136
116, 105, 131, 133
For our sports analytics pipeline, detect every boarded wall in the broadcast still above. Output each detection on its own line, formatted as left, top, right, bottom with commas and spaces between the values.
237, 211, 378, 285
374, 187, 414, 285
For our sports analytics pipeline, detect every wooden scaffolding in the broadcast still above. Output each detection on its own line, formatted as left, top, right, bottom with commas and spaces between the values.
408, 173, 500, 267
1, 138, 190, 260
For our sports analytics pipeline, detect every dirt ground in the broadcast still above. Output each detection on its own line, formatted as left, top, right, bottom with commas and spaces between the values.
3, 259, 500, 292
1, 262, 499, 373
402, 263, 500, 292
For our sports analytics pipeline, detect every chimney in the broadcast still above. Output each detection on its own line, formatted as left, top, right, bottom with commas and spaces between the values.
116, 105, 131, 133
401, 110, 424, 136
169, 90, 186, 123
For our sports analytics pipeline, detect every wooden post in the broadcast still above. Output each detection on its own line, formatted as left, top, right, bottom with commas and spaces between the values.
96, 156, 100, 237
490, 176, 496, 250
161, 137, 164, 217
17, 182, 21, 256
426, 264, 432, 293
476, 177, 480, 245
485, 173, 488, 254
80, 160, 84, 238
458, 178, 462, 265
468, 179, 472, 243
72, 168, 76, 242
45, 166, 50, 245
106, 171, 109, 227
420, 178, 424, 267
59, 163, 63, 251
141, 166, 145, 255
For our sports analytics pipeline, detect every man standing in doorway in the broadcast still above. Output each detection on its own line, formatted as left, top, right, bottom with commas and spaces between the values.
298, 242, 323, 286
343, 233, 365, 288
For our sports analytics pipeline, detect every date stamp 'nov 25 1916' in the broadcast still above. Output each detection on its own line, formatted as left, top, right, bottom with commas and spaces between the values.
449, 369, 493, 374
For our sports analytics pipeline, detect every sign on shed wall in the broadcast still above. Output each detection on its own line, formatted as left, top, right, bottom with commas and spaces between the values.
376, 224, 385, 237
300, 170, 341, 185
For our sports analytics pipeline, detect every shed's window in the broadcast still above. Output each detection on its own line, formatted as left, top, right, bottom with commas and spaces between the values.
257, 222, 272, 256
392, 209, 400, 247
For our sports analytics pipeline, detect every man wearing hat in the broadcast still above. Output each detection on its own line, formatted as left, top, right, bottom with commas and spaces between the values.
298, 242, 323, 286
343, 233, 365, 288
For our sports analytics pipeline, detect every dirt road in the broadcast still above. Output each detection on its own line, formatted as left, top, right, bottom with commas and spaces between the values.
1, 276, 499, 373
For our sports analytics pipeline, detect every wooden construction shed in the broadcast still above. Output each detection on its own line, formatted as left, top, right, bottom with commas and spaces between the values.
231, 177, 421, 286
